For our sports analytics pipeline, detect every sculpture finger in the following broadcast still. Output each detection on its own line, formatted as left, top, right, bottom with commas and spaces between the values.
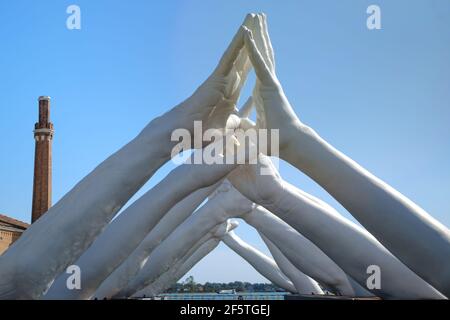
261, 13, 275, 71
243, 27, 276, 87
227, 14, 255, 101
213, 15, 252, 76
236, 13, 256, 79
255, 14, 274, 72
228, 50, 251, 101
253, 87, 267, 130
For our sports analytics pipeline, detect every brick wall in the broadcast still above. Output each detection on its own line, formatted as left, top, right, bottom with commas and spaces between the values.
0, 229, 22, 255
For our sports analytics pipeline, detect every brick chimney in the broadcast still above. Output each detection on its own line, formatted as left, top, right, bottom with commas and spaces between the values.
31, 96, 54, 223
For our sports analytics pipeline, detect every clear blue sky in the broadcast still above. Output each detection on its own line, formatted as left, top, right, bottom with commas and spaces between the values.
1, 1, 449, 283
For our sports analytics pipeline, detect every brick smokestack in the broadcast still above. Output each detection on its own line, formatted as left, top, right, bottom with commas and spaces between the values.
31, 96, 54, 223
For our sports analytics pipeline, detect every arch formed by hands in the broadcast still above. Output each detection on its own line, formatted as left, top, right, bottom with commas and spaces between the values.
0, 13, 448, 301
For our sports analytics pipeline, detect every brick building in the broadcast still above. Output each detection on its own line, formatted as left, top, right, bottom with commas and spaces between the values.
0, 214, 29, 255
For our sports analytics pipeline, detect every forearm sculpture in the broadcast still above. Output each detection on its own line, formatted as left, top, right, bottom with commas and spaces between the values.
132, 221, 301, 298
129, 220, 236, 299
132, 237, 221, 298
245, 14, 450, 297
110, 219, 239, 299
86, 183, 221, 300
113, 184, 256, 298
229, 155, 444, 299
100, 181, 321, 298
45, 158, 231, 300
207, 179, 370, 296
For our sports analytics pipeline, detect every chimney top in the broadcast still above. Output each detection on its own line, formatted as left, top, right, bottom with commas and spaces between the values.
38, 96, 51, 101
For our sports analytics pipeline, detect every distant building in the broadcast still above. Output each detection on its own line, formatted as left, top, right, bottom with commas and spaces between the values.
0, 214, 29, 255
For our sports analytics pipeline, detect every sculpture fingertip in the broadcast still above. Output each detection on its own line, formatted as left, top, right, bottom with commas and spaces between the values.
244, 13, 256, 21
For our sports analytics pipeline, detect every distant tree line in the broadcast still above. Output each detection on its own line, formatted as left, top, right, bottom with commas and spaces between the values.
166, 276, 285, 293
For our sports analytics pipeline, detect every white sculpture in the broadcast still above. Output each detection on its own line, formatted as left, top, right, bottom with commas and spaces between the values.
243, 14, 450, 297
0, 12, 447, 301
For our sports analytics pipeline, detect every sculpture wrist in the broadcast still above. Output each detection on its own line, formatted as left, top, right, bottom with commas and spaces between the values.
184, 200, 227, 234
262, 181, 297, 221
256, 179, 289, 215
280, 122, 329, 173
136, 105, 188, 160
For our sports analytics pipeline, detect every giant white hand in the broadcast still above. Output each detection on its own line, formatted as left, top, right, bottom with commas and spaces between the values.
158, 14, 256, 138
241, 16, 302, 154
207, 180, 255, 221
227, 154, 285, 208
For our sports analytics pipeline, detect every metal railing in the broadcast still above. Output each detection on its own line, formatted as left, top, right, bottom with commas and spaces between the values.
152, 292, 286, 300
